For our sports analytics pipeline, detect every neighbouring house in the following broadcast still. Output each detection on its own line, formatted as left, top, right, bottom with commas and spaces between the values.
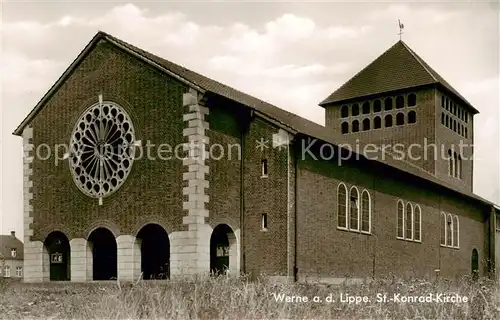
0, 231, 24, 279
12, 31, 500, 283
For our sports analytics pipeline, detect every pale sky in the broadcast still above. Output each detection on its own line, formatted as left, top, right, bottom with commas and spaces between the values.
1, 1, 499, 239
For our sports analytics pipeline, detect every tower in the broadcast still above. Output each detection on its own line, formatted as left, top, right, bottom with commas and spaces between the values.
319, 41, 477, 192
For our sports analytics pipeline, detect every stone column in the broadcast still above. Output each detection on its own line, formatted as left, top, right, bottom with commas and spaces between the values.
22, 125, 44, 282
70, 238, 90, 282
116, 235, 141, 281
170, 88, 211, 277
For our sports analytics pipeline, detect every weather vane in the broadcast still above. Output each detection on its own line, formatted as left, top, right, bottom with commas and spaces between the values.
398, 19, 404, 40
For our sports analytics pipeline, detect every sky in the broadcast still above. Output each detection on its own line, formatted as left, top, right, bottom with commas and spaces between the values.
1, 1, 499, 239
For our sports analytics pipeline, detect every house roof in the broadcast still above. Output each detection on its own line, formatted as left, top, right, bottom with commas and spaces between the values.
0, 235, 24, 261
319, 41, 479, 114
12, 31, 496, 208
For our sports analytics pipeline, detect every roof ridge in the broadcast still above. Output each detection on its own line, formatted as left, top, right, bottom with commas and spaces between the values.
400, 41, 438, 82
319, 41, 401, 106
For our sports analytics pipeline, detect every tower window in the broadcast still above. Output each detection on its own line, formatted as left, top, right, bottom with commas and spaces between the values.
384, 114, 393, 127
408, 93, 416, 107
362, 102, 370, 114
352, 103, 360, 116
261, 214, 268, 231
362, 118, 370, 131
445, 115, 449, 127
441, 112, 445, 125
352, 120, 359, 133
396, 96, 405, 109
341, 105, 349, 118
374, 116, 381, 129
396, 112, 405, 126
261, 159, 268, 177
373, 100, 382, 113
384, 97, 393, 111
465, 128, 468, 139
408, 111, 416, 124
453, 119, 457, 132
341, 122, 349, 134
441, 95, 445, 108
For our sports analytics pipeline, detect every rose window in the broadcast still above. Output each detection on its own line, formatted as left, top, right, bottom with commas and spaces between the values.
69, 102, 135, 198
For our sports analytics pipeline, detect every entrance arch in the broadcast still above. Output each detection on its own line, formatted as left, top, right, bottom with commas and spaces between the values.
44, 231, 70, 281
471, 248, 479, 280
210, 224, 238, 276
137, 224, 170, 279
88, 227, 117, 280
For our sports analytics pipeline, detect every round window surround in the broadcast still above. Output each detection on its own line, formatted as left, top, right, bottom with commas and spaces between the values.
69, 101, 135, 198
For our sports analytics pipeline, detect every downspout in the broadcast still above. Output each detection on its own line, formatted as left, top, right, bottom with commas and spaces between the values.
293, 137, 299, 282
240, 109, 254, 275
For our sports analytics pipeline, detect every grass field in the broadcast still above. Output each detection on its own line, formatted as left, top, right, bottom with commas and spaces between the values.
1, 275, 499, 319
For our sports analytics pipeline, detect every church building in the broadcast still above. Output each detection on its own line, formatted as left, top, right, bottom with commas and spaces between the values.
13, 31, 500, 283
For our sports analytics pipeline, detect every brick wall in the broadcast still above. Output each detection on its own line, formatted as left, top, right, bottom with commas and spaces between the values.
324, 88, 437, 174
243, 118, 289, 278
296, 139, 488, 280
30, 40, 188, 242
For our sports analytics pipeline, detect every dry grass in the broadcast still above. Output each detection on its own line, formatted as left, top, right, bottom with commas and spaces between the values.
1, 275, 499, 319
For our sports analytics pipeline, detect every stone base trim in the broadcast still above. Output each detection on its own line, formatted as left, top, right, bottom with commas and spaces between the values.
297, 276, 367, 285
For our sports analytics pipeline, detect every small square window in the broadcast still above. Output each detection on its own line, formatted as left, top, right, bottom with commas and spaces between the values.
11, 248, 17, 258
261, 214, 268, 231
261, 159, 268, 178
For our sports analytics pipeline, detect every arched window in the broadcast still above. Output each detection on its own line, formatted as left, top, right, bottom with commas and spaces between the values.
465, 128, 468, 139
362, 118, 370, 131
453, 215, 459, 248
453, 119, 457, 132
458, 124, 462, 136
471, 249, 478, 278
373, 99, 382, 113
448, 149, 454, 177
341, 105, 349, 118
440, 212, 447, 246
384, 97, 393, 110
396, 112, 405, 126
374, 116, 381, 129
445, 115, 449, 127
361, 190, 371, 233
337, 183, 348, 229
457, 154, 462, 179
441, 95, 445, 108
405, 203, 413, 240
396, 95, 405, 109
349, 187, 359, 231
362, 102, 370, 114
414, 205, 421, 242
385, 114, 393, 127
445, 98, 449, 110
446, 214, 453, 247
465, 112, 468, 123
397, 200, 404, 239
441, 113, 445, 125
408, 93, 416, 107
408, 111, 416, 124
352, 103, 360, 116
341, 122, 349, 134
352, 120, 359, 133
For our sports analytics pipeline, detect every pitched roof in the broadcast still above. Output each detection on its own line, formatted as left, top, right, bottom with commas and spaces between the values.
0, 235, 24, 261
12, 31, 495, 208
319, 41, 479, 113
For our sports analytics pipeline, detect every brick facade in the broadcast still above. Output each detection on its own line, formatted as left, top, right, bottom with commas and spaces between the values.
15, 34, 498, 283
